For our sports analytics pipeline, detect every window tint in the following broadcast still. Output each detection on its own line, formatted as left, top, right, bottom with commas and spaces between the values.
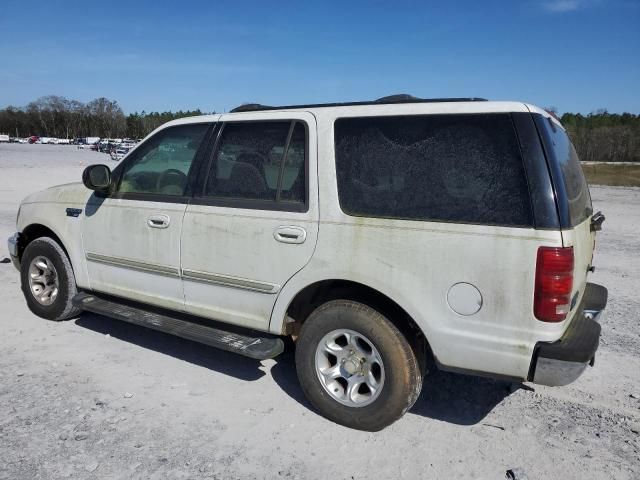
334, 114, 533, 226
205, 121, 306, 207
118, 123, 208, 196
544, 117, 592, 226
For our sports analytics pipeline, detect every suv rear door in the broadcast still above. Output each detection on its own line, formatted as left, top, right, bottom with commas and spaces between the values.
180, 111, 318, 331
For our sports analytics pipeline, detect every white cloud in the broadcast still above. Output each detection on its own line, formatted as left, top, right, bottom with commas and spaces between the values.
542, 0, 584, 12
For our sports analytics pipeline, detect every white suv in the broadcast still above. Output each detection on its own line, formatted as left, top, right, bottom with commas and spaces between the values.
8, 95, 607, 431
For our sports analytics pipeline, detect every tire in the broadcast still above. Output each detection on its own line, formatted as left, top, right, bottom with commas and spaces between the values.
20, 237, 81, 321
295, 300, 423, 431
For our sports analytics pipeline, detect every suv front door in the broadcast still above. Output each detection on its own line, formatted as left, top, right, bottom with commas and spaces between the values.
82, 121, 213, 311
181, 112, 318, 331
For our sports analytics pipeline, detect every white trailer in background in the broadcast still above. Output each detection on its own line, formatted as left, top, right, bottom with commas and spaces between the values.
0, 134, 10, 143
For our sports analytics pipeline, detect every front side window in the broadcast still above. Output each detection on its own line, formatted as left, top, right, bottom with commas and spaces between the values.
117, 123, 209, 196
334, 114, 533, 227
204, 120, 306, 208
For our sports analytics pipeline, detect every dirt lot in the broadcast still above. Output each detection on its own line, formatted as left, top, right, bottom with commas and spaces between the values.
583, 163, 640, 187
1, 144, 639, 480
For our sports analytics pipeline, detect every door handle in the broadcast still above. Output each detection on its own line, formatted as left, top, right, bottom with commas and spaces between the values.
147, 214, 170, 229
274, 226, 307, 244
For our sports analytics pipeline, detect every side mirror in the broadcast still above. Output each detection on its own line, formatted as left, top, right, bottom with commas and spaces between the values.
82, 164, 112, 192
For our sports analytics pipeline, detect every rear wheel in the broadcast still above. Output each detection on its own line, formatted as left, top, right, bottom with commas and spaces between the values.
295, 300, 423, 431
20, 237, 81, 321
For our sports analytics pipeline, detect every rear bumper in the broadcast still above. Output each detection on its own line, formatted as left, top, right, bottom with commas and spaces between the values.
7, 232, 22, 270
529, 283, 607, 386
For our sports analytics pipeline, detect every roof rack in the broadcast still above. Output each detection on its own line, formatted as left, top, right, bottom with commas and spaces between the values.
229, 94, 488, 113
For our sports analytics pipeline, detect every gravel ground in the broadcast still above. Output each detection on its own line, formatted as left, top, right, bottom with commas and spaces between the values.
0, 144, 639, 480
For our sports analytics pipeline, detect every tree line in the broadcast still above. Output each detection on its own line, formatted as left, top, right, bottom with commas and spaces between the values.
559, 110, 640, 163
1, 96, 639, 162
0, 95, 206, 140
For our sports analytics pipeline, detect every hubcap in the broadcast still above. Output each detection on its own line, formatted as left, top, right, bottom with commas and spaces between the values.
315, 329, 385, 407
28, 256, 59, 306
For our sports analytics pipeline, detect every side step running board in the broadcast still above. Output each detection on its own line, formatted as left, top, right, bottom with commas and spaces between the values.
72, 292, 284, 360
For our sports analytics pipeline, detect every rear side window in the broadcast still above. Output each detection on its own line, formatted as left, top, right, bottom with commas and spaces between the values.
334, 114, 533, 226
541, 117, 592, 226
204, 121, 306, 209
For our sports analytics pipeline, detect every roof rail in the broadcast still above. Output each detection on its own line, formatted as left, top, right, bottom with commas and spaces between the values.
229, 95, 487, 113
375, 94, 422, 102
230, 103, 275, 113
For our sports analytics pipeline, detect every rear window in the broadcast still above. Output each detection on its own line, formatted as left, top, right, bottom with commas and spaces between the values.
334, 114, 533, 227
542, 117, 592, 226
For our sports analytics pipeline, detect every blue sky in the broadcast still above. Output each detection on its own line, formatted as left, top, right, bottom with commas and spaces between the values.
1, 0, 638, 114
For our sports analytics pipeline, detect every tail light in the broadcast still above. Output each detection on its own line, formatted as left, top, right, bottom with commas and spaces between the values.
534, 247, 574, 322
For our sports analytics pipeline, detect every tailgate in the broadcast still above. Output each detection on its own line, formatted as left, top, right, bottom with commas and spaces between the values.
562, 215, 596, 321
531, 112, 603, 325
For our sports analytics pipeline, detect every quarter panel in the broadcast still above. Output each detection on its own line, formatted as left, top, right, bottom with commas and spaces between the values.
271, 220, 564, 379
271, 110, 568, 380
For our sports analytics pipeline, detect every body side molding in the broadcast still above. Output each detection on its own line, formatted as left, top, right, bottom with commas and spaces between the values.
86, 252, 180, 277
182, 268, 280, 294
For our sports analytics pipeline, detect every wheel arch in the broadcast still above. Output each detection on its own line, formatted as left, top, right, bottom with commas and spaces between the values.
17, 221, 90, 289
275, 278, 432, 369
20, 223, 69, 259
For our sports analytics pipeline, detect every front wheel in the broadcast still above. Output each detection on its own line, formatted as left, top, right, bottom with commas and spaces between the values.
20, 237, 81, 321
295, 300, 423, 431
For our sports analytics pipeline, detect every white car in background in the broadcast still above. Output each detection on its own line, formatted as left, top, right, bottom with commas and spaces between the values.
110, 147, 130, 161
